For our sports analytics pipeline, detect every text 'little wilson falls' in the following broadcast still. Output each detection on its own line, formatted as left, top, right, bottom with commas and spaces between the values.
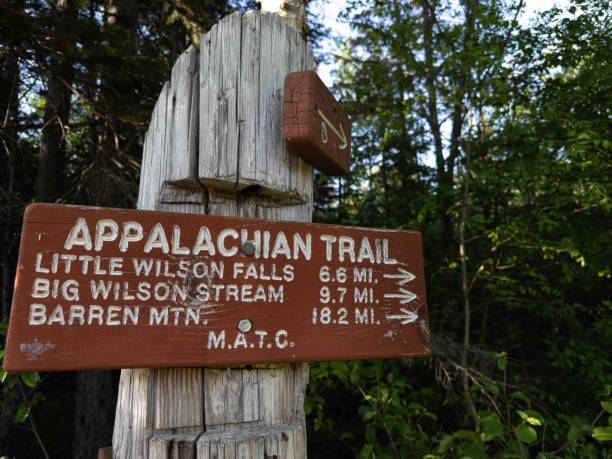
3, 203, 430, 372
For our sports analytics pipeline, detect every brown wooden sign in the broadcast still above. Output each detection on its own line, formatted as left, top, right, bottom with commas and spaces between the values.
282, 70, 351, 176
3, 203, 429, 372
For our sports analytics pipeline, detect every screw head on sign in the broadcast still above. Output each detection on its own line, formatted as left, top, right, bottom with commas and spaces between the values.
237, 318, 253, 333
241, 241, 256, 257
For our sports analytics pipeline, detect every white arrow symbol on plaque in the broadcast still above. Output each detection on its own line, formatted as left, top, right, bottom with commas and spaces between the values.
317, 109, 348, 149
384, 288, 417, 304
383, 268, 416, 285
385, 308, 418, 325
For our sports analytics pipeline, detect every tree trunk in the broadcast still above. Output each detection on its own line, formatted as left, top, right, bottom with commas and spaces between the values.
422, 1, 454, 313
34, 0, 73, 203
0, 21, 19, 324
73, 371, 118, 459
0, 8, 22, 456
72, 2, 141, 457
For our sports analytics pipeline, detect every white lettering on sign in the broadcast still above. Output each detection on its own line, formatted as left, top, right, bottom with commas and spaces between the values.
320, 121, 328, 143
22, 214, 424, 359
218, 228, 239, 256
95, 219, 119, 251
28, 303, 142, 326
319, 235, 397, 264
64, 218, 92, 250
205, 329, 294, 350
317, 109, 347, 150
119, 222, 143, 251
63, 218, 317, 261
62, 217, 398, 265
144, 223, 170, 253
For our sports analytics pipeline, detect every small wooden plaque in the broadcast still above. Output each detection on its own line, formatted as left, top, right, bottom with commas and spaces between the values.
282, 71, 351, 176
3, 204, 429, 372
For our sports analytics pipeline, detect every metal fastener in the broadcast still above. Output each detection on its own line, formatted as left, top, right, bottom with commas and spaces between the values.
241, 241, 256, 256
237, 318, 253, 333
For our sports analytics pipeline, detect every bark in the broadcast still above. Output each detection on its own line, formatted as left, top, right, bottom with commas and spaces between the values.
34, 0, 74, 203
71, 4, 140, 458
460, 115, 478, 426
0, 32, 19, 322
73, 371, 117, 459
0, 17, 21, 456
458, 0, 479, 427
422, 1, 453, 312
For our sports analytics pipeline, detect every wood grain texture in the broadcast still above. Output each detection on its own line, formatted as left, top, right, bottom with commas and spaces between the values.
113, 10, 314, 458
138, 45, 202, 214
199, 11, 314, 203
197, 422, 304, 458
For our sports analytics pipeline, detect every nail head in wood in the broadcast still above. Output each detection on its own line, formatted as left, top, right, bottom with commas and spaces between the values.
241, 241, 256, 256
238, 318, 253, 333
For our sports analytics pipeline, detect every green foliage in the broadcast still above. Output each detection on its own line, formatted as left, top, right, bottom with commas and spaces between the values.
307, 0, 612, 457
0, 322, 43, 427
591, 393, 612, 442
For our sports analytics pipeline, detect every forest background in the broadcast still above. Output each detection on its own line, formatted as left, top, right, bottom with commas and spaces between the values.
0, 0, 610, 457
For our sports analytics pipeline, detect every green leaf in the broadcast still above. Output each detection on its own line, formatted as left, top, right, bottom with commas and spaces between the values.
6, 373, 18, 389
485, 382, 500, 396
484, 419, 504, 438
495, 351, 507, 370
601, 400, 612, 414
16, 401, 31, 423
21, 372, 38, 388
504, 439, 525, 457
0, 369, 7, 384
457, 440, 485, 459
592, 426, 612, 441
516, 410, 528, 420
516, 424, 538, 443
0, 321, 8, 335
365, 424, 377, 444
479, 411, 503, 439
358, 405, 374, 420
437, 434, 454, 453
566, 417, 592, 441
330, 361, 349, 379
512, 391, 532, 407
32, 392, 45, 404
455, 429, 478, 441
526, 416, 542, 426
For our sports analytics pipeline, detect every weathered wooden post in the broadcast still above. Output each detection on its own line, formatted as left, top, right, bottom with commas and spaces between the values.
113, 11, 314, 457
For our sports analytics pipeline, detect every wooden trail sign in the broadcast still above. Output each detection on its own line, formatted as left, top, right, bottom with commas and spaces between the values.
3, 203, 430, 372
283, 70, 351, 175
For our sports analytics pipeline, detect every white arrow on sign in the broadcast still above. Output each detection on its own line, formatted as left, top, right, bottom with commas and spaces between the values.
383, 268, 415, 285
384, 288, 417, 304
385, 307, 418, 325
317, 109, 347, 149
